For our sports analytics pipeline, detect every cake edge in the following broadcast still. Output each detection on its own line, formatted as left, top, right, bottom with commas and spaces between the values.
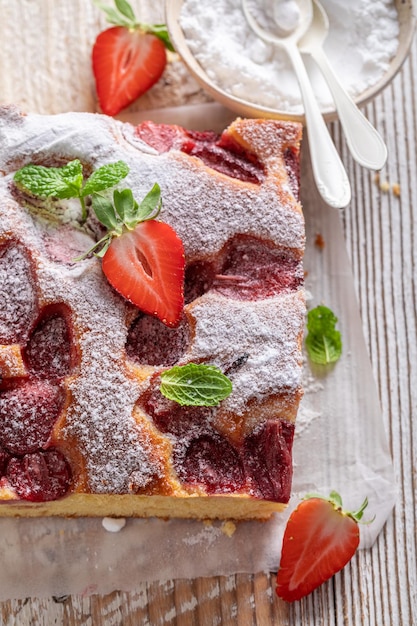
0, 492, 286, 520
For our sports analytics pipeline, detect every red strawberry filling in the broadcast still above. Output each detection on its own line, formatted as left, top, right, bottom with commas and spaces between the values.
0, 242, 73, 502
0, 378, 72, 501
0, 449, 10, 477
174, 433, 246, 494
135, 122, 179, 153
183, 236, 303, 303
284, 146, 301, 201
184, 260, 216, 304
126, 313, 190, 367
0, 380, 65, 455
23, 304, 75, 379
143, 378, 213, 437
0, 240, 38, 344
213, 236, 303, 300
243, 420, 295, 502
171, 422, 294, 500
143, 377, 294, 501
6, 449, 72, 502
135, 122, 265, 184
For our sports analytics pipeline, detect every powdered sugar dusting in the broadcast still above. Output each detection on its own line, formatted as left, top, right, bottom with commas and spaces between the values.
187, 291, 304, 415
0, 241, 38, 344
0, 107, 304, 255
180, 0, 399, 114
0, 107, 304, 500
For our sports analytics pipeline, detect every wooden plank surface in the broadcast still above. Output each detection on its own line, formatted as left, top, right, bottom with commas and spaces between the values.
0, 1, 416, 624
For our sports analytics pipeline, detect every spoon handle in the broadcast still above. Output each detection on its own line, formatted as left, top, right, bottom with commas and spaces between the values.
288, 44, 351, 209
310, 47, 387, 170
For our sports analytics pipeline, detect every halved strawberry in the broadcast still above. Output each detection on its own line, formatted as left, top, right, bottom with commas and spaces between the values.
93, 28, 166, 116
102, 220, 184, 327
76, 184, 185, 328
276, 491, 369, 602
92, 1, 174, 116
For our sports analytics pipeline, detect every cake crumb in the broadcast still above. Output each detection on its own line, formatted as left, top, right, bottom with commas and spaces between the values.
221, 520, 237, 537
392, 183, 401, 197
102, 517, 127, 532
374, 173, 401, 197
314, 233, 325, 249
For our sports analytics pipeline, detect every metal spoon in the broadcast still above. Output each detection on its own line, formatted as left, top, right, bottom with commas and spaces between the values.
298, 0, 387, 170
242, 0, 351, 209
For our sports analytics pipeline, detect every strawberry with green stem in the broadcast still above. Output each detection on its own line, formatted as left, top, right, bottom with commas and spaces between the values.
92, 0, 175, 116
276, 491, 370, 602
86, 185, 185, 327
14, 159, 185, 327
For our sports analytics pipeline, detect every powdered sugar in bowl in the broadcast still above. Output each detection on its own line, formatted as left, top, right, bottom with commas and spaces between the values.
165, 0, 416, 122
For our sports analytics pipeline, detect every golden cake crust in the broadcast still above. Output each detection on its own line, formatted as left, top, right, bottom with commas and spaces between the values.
0, 107, 304, 519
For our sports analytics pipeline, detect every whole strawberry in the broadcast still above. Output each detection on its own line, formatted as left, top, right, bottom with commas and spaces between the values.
92, 0, 174, 116
276, 491, 369, 602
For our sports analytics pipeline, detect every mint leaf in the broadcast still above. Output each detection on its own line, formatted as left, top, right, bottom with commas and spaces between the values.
93, 1, 173, 48
72, 232, 112, 261
14, 160, 83, 199
111, 184, 161, 229
143, 23, 175, 52
91, 194, 121, 231
160, 363, 233, 406
114, 0, 136, 22
93, 0, 135, 27
305, 305, 342, 365
59, 160, 84, 192
14, 159, 131, 225
82, 161, 129, 197
93, 236, 112, 258
113, 188, 138, 227
135, 183, 162, 222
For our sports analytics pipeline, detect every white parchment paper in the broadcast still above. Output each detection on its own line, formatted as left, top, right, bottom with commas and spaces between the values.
0, 105, 396, 600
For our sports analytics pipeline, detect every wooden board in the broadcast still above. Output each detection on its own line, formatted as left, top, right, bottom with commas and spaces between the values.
0, 1, 416, 623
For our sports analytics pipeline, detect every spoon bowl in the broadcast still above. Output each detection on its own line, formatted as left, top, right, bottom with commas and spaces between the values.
241, 0, 351, 209
298, 0, 328, 47
241, 0, 313, 44
298, 0, 387, 170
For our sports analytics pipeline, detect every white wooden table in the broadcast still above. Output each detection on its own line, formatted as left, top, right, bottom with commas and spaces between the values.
0, 2, 416, 623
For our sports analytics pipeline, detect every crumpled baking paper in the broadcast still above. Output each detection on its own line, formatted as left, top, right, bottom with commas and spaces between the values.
0, 105, 396, 600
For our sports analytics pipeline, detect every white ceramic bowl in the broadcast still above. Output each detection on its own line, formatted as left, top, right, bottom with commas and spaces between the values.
165, 0, 416, 123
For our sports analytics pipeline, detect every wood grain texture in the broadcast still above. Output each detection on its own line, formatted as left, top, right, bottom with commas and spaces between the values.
0, 1, 416, 623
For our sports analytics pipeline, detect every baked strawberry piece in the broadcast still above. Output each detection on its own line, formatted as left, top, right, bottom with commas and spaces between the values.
0, 106, 304, 519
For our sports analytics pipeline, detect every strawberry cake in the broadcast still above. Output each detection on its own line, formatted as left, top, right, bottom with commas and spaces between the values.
0, 106, 305, 519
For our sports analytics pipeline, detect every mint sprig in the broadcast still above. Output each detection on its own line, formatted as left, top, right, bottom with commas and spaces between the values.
160, 363, 233, 407
305, 305, 342, 365
93, 0, 175, 51
14, 160, 84, 200
14, 159, 129, 222
81, 161, 130, 197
